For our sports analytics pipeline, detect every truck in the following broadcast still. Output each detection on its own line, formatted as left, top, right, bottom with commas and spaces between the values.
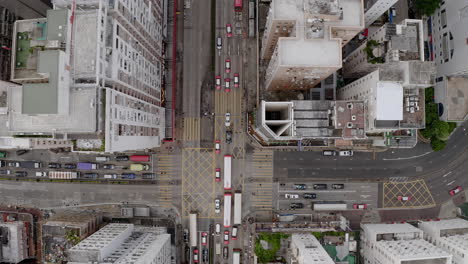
77, 162, 98, 170
130, 155, 151, 162
129, 163, 150, 171
215, 243, 221, 255
189, 212, 197, 247
20, 161, 42, 169
48, 171, 79, 179
313, 203, 347, 211
224, 192, 232, 228
224, 155, 232, 190
234, 192, 242, 225
233, 248, 241, 264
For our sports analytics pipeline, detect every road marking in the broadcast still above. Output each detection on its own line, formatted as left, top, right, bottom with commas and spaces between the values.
382, 151, 432, 161
442, 171, 452, 178
447, 180, 455, 186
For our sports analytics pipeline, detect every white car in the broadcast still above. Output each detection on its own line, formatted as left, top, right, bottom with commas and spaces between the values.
225, 113, 231, 127
285, 194, 299, 199
339, 150, 353, 156
215, 199, 221, 213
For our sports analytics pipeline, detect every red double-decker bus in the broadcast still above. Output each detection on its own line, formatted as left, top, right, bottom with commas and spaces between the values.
130, 155, 151, 162
234, 0, 242, 12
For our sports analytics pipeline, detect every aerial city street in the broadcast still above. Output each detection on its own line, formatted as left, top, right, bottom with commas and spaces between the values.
0, 0, 467, 263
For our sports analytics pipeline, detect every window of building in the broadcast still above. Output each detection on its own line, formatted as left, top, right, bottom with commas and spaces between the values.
441, 10, 447, 28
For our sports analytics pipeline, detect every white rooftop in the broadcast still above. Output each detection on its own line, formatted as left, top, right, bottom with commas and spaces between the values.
363, 223, 422, 236
291, 233, 334, 264
329, 0, 363, 27
272, 0, 301, 19
421, 218, 468, 231
376, 82, 403, 120
70, 223, 133, 251
279, 38, 341, 66
376, 239, 452, 261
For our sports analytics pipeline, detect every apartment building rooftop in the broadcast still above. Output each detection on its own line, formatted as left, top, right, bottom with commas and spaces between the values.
290, 233, 335, 264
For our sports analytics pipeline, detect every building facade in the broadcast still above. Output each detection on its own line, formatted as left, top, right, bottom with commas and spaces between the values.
0, 221, 30, 263
261, 0, 364, 91
7, 0, 166, 152
361, 223, 452, 264
419, 218, 468, 264
364, 0, 398, 27
67, 223, 171, 264
429, 0, 468, 122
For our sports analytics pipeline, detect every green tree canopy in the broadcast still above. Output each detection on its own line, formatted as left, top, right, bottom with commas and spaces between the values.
430, 137, 446, 151
415, 0, 441, 16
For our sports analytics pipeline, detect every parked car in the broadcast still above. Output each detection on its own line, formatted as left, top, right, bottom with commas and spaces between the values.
224, 78, 231, 92
397, 196, 412, 201
48, 163, 61, 169
223, 246, 229, 259
201, 232, 208, 246
15, 171, 27, 177
115, 155, 129, 161
225, 113, 231, 127
290, 203, 304, 209
233, 73, 239, 87
225, 59, 231, 73
96, 156, 110, 162
183, 229, 189, 242
215, 198, 221, 213
0, 170, 11, 175
313, 184, 327, 190
226, 130, 232, 144
142, 173, 155, 179
16, 149, 29, 156
215, 75, 222, 90
285, 194, 299, 199
322, 150, 336, 156
64, 163, 76, 169
102, 164, 115, 169
202, 248, 208, 262
83, 173, 98, 179
339, 150, 353, 156
216, 223, 221, 234
215, 168, 221, 182
353, 204, 367, 209
104, 174, 117, 179
303, 193, 317, 199
449, 186, 463, 196
293, 184, 307, 190
8, 162, 20, 168
216, 36, 222, 50
231, 226, 238, 240
226, 23, 233, 37
35, 172, 47, 177
332, 184, 344, 189
223, 230, 230, 244
193, 248, 199, 263
215, 140, 221, 154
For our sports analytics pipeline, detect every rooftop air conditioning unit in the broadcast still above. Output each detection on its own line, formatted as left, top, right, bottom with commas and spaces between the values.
351, 115, 356, 121
347, 103, 353, 109
347, 122, 353, 128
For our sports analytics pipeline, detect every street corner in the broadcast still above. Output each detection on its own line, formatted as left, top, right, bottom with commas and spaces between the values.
382, 179, 436, 209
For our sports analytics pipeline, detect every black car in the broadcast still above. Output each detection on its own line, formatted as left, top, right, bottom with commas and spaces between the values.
48, 163, 61, 169
115, 155, 129, 161
332, 184, 344, 189
290, 203, 304, 209
142, 173, 155, 179
313, 184, 327, 190
83, 173, 98, 179
202, 249, 208, 262
293, 184, 307, 190
223, 246, 229, 260
303, 193, 317, 199
226, 130, 232, 144
64, 164, 76, 169
102, 164, 115, 169
15, 171, 27, 177
16, 149, 29, 156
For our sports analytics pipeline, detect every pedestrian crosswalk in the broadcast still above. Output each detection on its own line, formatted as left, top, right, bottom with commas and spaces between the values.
183, 117, 200, 142
155, 154, 177, 208
215, 89, 242, 115
247, 150, 274, 211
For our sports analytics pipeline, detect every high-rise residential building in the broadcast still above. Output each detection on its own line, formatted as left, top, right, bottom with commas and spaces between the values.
364, 0, 398, 27
428, 0, 468, 122
419, 218, 468, 264
261, 0, 364, 91
337, 62, 434, 134
255, 100, 366, 142
289, 233, 335, 264
7, 0, 166, 152
0, 221, 31, 264
361, 223, 452, 264
343, 19, 425, 78
67, 223, 171, 264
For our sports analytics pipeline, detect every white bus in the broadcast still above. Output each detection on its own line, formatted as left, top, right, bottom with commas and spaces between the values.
224, 193, 232, 228
224, 155, 232, 190
233, 248, 241, 264
189, 212, 197, 247
48, 171, 79, 179
234, 192, 242, 225
313, 203, 347, 211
